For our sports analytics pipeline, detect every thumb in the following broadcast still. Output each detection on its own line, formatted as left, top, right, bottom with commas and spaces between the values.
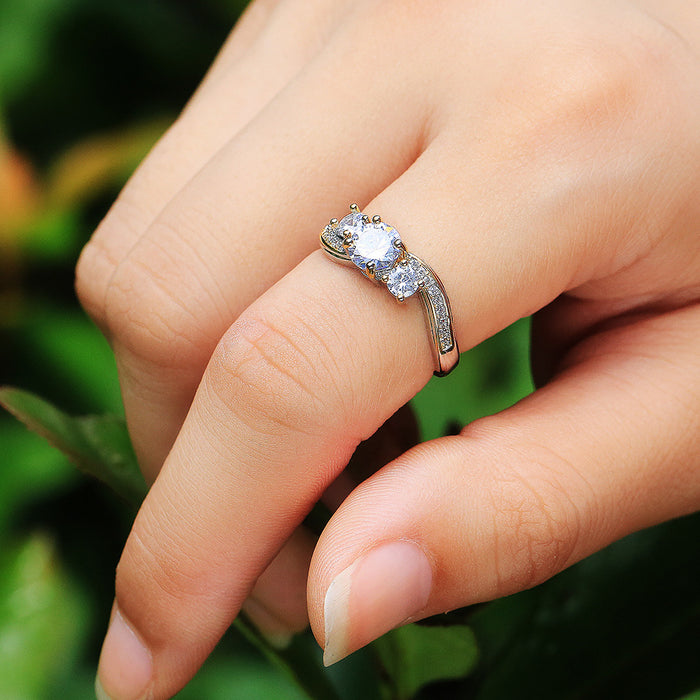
307, 306, 700, 665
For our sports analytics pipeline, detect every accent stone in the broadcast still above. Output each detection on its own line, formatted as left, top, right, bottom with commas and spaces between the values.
386, 264, 419, 299
337, 211, 365, 237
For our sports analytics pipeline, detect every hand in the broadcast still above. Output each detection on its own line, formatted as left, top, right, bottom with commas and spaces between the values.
77, 0, 700, 697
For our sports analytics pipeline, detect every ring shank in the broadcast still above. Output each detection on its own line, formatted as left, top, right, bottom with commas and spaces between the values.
415, 259, 459, 376
377, 250, 459, 377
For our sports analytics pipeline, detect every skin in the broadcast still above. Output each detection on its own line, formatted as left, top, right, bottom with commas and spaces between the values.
76, 0, 700, 697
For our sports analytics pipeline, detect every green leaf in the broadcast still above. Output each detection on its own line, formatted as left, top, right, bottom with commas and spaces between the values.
0, 387, 146, 507
19, 208, 80, 262
0, 417, 76, 531
0, 0, 78, 103
18, 307, 124, 415
469, 512, 700, 700
235, 617, 341, 700
0, 534, 87, 700
374, 624, 479, 699
177, 649, 310, 700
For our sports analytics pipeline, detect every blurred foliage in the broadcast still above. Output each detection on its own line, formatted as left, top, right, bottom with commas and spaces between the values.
0, 388, 145, 506
0, 534, 86, 700
0, 0, 698, 698
374, 624, 478, 699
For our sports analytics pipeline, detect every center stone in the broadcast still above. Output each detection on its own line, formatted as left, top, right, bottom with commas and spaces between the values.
346, 219, 400, 271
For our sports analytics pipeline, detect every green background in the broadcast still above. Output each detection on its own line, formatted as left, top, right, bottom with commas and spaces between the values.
1, 1, 698, 698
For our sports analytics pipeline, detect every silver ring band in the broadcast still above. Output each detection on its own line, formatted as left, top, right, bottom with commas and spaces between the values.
320, 204, 459, 377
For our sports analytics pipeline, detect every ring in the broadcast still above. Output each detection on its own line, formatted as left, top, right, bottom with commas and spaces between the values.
320, 204, 459, 377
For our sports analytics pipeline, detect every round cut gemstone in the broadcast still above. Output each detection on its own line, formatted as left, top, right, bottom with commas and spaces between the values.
347, 220, 400, 271
387, 264, 419, 299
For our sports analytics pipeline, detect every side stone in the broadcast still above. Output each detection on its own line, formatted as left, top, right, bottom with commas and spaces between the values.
387, 264, 419, 299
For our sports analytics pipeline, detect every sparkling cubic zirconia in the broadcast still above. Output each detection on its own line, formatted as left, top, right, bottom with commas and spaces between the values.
342, 214, 401, 271
386, 265, 419, 299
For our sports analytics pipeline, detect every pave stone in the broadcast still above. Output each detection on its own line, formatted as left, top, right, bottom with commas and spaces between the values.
321, 224, 345, 253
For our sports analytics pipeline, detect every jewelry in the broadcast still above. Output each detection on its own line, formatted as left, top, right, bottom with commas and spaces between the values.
320, 204, 459, 376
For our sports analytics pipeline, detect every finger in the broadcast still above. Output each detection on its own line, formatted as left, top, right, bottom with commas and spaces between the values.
241, 526, 316, 646
307, 305, 700, 664
323, 404, 420, 510
239, 402, 420, 642
95, 241, 433, 698
198, 0, 284, 88
76, 0, 348, 326
241, 404, 418, 645
241, 403, 419, 643
86, 22, 430, 480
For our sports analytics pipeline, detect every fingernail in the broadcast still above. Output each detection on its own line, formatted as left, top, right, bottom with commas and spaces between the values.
241, 597, 295, 649
96, 606, 152, 700
323, 540, 432, 666
95, 677, 110, 700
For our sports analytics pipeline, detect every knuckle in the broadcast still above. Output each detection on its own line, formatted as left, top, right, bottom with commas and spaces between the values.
500, 15, 689, 153
102, 221, 219, 369
206, 309, 344, 437
75, 239, 108, 322
75, 200, 151, 321
104, 263, 192, 368
75, 231, 123, 323
490, 463, 583, 593
534, 48, 642, 137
